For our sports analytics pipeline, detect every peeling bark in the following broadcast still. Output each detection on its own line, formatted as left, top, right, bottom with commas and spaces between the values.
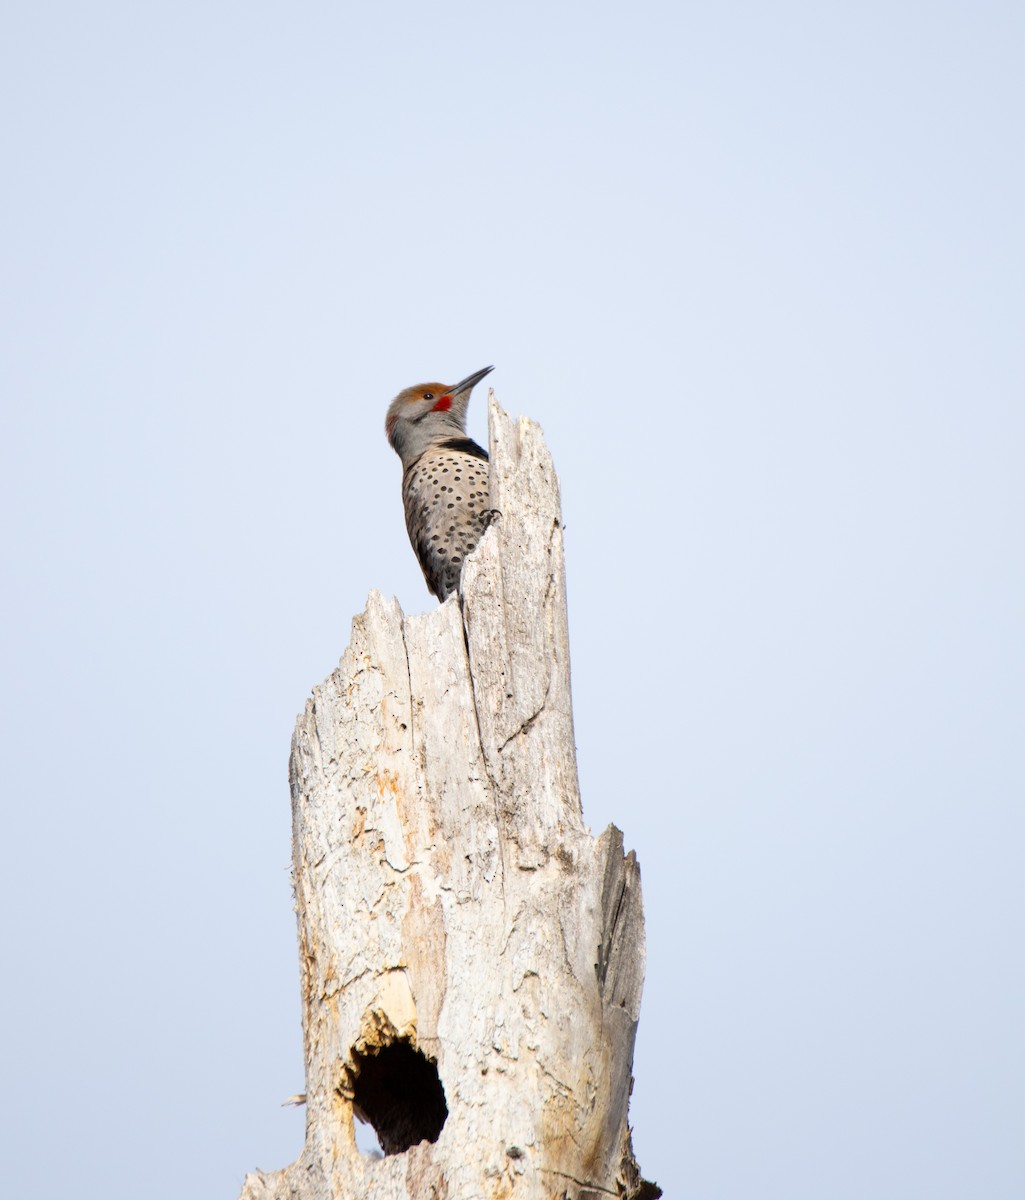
239, 398, 658, 1200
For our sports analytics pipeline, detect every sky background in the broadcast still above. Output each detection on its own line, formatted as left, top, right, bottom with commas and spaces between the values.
2, 2, 1023, 1197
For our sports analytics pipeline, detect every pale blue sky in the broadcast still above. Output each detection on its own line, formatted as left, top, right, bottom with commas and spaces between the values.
2, 3, 1023, 1197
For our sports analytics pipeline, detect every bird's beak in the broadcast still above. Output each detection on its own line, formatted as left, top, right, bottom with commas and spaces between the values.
450, 365, 494, 395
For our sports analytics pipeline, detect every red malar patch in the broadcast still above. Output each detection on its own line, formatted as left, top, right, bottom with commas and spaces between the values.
431, 396, 452, 412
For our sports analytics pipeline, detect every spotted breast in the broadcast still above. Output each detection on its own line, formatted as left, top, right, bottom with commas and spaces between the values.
402, 438, 490, 601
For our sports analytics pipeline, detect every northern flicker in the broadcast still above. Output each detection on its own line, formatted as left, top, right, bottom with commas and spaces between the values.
385, 365, 495, 601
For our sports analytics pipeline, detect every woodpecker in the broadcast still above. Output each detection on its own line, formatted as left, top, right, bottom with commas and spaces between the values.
385, 365, 495, 601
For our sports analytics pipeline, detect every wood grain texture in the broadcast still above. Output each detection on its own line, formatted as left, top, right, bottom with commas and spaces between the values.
239, 396, 658, 1200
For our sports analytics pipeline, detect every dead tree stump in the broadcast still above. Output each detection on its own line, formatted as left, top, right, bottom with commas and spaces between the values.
239, 397, 658, 1200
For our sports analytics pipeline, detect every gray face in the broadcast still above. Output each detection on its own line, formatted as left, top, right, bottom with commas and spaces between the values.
385, 366, 493, 469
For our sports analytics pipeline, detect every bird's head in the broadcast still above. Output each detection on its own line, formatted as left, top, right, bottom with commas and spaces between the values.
385, 365, 494, 467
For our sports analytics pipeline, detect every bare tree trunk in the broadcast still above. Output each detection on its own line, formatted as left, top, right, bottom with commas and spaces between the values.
239, 397, 659, 1200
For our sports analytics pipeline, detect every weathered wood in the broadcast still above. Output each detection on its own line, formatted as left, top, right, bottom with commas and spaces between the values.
240, 397, 658, 1200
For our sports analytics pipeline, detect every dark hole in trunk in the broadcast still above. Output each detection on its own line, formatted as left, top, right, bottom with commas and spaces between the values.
351, 1041, 448, 1155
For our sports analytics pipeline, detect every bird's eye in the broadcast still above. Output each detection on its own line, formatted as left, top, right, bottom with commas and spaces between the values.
423, 392, 434, 401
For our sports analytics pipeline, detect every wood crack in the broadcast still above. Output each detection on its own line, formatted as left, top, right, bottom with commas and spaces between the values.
540, 1168, 618, 1197
497, 671, 552, 754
